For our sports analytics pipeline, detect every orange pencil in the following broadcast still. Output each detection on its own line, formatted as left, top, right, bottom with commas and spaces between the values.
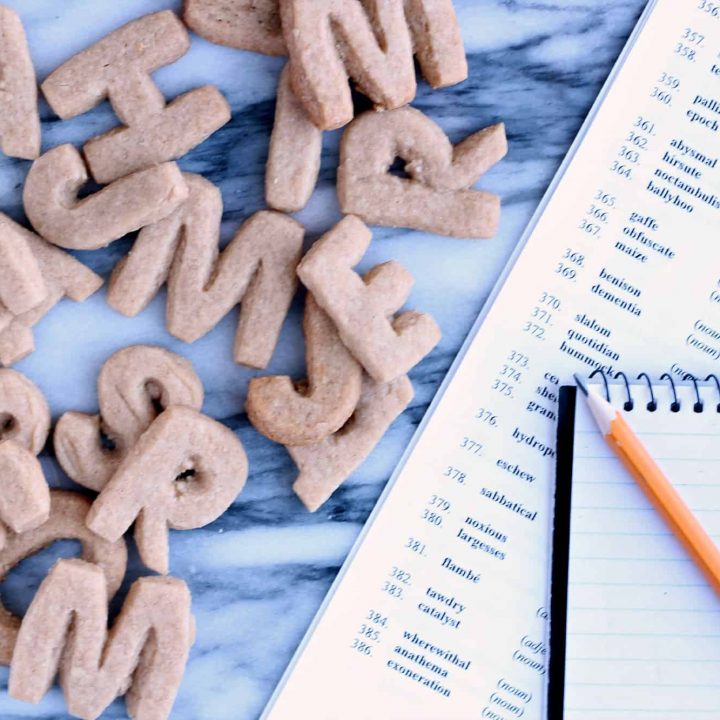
575, 374, 720, 599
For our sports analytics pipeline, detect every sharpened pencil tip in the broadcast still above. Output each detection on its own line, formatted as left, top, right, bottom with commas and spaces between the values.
574, 374, 588, 396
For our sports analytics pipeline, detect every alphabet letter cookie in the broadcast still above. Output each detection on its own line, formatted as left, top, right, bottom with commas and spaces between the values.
41, 11, 231, 183
338, 107, 507, 238
0, 6, 40, 160
55, 345, 204, 492
9, 558, 192, 720
297, 215, 441, 383
266, 65, 323, 212
86, 405, 248, 574
185, 0, 466, 92
0, 370, 50, 547
247, 294, 362, 446
0, 490, 128, 665
108, 173, 304, 368
290, 375, 413, 511
403, 0, 467, 88
0, 214, 102, 367
23, 144, 188, 251
279, 0, 416, 129
184, 0, 286, 55
0, 215, 46, 317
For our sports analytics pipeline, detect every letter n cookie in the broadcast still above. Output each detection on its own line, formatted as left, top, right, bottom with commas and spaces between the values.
279, 0, 416, 129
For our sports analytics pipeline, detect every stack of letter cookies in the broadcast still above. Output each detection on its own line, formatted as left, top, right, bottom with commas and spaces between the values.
0, 1, 507, 718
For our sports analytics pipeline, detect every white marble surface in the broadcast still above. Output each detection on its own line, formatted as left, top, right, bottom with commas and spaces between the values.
0, 1, 649, 717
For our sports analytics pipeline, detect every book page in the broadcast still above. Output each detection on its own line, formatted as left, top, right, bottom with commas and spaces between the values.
265, 1, 720, 717
564, 382, 720, 720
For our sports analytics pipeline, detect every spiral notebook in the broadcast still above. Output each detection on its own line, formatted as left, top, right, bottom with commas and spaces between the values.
549, 375, 720, 719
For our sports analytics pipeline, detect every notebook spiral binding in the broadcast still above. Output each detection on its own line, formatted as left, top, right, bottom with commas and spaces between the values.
587, 368, 720, 413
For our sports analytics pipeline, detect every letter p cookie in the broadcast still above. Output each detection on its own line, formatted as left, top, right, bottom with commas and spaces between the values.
86, 406, 248, 574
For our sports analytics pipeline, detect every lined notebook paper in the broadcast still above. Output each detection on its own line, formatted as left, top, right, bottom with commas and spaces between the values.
551, 380, 720, 720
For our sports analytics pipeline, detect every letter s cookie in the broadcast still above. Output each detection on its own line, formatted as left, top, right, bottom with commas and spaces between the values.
55, 345, 204, 492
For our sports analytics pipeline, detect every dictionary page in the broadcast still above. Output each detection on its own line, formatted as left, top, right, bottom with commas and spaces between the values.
562, 381, 720, 720
265, 1, 720, 718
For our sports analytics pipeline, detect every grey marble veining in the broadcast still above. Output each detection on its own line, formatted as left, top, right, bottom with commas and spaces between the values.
0, 1, 648, 718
